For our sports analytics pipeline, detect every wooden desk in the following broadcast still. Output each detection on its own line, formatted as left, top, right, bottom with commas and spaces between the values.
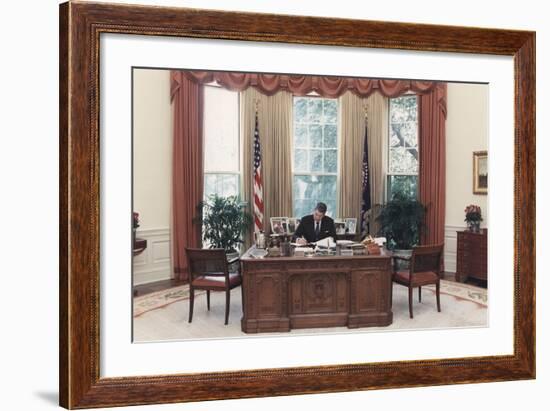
240, 247, 393, 333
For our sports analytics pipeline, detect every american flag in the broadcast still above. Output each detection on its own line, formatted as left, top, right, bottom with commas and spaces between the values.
360, 123, 371, 236
253, 112, 264, 232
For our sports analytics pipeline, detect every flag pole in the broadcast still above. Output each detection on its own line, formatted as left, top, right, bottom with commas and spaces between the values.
361, 104, 370, 238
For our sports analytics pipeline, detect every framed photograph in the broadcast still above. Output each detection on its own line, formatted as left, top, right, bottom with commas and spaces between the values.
344, 218, 358, 234
335, 219, 347, 235
270, 217, 289, 234
473, 150, 489, 194
287, 217, 300, 234
60, 2, 535, 409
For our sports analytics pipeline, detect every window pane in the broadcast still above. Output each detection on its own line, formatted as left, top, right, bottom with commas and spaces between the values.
309, 124, 323, 147
294, 149, 308, 172
323, 99, 337, 124
324, 149, 338, 173
294, 124, 308, 147
391, 122, 418, 149
204, 173, 239, 199
204, 174, 218, 198
390, 96, 417, 123
389, 147, 418, 174
221, 174, 238, 197
389, 95, 418, 176
307, 99, 323, 123
203, 86, 239, 172
292, 97, 339, 219
294, 98, 308, 122
293, 175, 337, 218
388, 175, 418, 200
310, 149, 323, 172
323, 124, 337, 148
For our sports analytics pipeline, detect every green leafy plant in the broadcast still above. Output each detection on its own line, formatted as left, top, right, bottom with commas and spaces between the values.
376, 192, 426, 250
196, 194, 252, 253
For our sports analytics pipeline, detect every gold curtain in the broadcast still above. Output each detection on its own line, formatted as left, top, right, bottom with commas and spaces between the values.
366, 92, 389, 236
338, 92, 365, 226
241, 88, 293, 248
338, 91, 388, 236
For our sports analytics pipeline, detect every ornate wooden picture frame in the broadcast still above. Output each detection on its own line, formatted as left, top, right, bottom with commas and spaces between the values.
59, 1, 535, 408
473, 150, 489, 194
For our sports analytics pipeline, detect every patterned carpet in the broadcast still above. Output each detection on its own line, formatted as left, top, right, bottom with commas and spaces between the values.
133, 279, 487, 342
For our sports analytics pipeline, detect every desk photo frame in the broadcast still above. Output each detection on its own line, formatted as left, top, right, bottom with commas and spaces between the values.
60, 2, 535, 408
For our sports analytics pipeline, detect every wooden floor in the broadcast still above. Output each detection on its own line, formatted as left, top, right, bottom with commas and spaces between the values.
133, 278, 186, 297
133, 272, 487, 297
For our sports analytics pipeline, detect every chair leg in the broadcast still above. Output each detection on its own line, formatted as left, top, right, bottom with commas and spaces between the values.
408, 286, 414, 319
390, 280, 393, 308
418, 286, 422, 302
225, 289, 231, 325
206, 290, 210, 311
436, 281, 441, 312
188, 287, 195, 323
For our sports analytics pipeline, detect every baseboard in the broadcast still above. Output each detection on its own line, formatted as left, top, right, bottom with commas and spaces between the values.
133, 227, 172, 285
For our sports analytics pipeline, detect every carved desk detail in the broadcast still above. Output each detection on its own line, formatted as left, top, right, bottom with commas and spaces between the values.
240, 248, 393, 333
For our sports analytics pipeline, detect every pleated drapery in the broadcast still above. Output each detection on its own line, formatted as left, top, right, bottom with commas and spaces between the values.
338, 91, 389, 236
240, 88, 294, 244
182, 70, 439, 99
170, 71, 204, 281
418, 83, 447, 247
365, 93, 389, 236
338, 92, 365, 227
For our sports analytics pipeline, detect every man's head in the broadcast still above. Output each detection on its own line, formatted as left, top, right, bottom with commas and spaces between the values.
313, 202, 327, 222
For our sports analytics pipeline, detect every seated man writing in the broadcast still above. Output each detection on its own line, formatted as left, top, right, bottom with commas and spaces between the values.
292, 202, 337, 245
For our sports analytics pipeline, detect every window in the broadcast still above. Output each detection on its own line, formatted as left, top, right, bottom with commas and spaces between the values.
203, 85, 240, 199
388, 95, 418, 199
292, 97, 338, 218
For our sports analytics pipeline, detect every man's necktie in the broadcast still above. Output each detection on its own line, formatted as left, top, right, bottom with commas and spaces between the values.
315, 221, 320, 240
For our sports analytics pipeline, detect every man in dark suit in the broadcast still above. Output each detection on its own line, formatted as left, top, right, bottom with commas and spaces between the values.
292, 202, 337, 245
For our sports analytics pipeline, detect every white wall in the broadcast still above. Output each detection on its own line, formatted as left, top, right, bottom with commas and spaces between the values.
133, 69, 173, 284
444, 83, 489, 272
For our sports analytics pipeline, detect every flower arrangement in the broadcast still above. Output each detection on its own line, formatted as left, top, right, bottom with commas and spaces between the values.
464, 205, 482, 232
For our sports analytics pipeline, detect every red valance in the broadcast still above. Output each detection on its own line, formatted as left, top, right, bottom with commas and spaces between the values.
171, 70, 440, 99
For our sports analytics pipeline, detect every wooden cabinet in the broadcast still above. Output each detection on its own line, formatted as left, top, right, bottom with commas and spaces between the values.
456, 229, 487, 283
240, 250, 393, 333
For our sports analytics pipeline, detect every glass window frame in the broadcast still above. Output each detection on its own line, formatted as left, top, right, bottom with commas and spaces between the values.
292, 95, 339, 218
203, 84, 242, 200
386, 93, 419, 201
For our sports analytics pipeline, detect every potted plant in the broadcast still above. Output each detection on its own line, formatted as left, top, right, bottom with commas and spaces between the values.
196, 194, 252, 259
376, 193, 426, 268
464, 204, 483, 232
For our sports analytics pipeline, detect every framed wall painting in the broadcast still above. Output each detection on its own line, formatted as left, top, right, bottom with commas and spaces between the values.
474, 150, 489, 194
59, 1, 535, 409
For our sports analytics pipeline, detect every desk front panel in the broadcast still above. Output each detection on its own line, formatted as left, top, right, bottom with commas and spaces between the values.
241, 256, 393, 333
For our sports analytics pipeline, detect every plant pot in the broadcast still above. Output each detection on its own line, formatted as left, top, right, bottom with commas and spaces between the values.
225, 251, 240, 261
393, 248, 413, 271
